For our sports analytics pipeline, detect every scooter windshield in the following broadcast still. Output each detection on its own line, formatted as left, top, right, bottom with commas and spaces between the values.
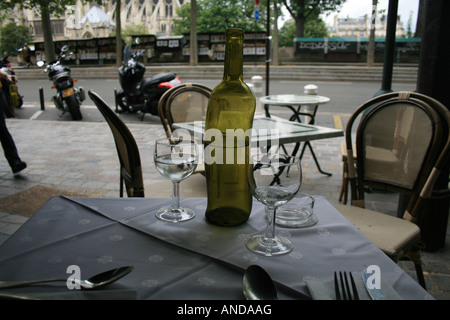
123, 46, 132, 64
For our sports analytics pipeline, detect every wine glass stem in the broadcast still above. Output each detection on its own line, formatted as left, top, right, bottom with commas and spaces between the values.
265, 206, 277, 240
172, 181, 180, 209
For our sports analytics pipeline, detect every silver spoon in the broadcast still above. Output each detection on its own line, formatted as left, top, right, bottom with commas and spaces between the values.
243, 265, 278, 300
0, 266, 133, 290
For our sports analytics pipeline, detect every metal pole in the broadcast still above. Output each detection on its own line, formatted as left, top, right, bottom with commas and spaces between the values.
374, 0, 398, 96
414, 0, 450, 251
39, 87, 45, 110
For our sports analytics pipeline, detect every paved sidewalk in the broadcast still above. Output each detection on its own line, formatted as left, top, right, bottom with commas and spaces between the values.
0, 117, 449, 299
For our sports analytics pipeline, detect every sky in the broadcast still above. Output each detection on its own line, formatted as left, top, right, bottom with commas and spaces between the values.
279, 0, 420, 32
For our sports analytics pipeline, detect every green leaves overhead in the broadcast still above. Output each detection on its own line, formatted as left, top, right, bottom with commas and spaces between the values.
173, 0, 267, 34
0, 22, 34, 56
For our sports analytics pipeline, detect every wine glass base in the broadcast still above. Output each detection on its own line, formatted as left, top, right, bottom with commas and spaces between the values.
156, 206, 195, 223
276, 206, 318, 228
245, 234, 293, 256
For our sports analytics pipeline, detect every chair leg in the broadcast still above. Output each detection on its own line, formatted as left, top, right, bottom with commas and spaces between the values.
120, 173, 124, 198
343, 166, 348, 205
339, 162, 345, 202
415, 263, 427, 290
339, 161, 349, 204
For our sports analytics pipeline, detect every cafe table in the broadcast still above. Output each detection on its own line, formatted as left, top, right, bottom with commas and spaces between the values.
0, 196, 432, 300
260, 95, 333, 176
172, 116, 343, 150
260, 94, 330, 123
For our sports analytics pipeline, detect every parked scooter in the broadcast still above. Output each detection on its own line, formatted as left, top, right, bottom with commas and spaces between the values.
115, 39, 181, 116
37, 45, 85, 120
0, 55, 23, 118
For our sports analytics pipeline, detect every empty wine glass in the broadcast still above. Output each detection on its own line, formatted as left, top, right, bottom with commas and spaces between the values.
246, 154, 302, 256
153, 137, 199, 222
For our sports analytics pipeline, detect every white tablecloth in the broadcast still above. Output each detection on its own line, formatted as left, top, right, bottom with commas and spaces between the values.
0, 196, 432, 300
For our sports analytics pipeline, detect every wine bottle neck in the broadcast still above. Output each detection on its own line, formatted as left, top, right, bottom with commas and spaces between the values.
223, 29, 244, 81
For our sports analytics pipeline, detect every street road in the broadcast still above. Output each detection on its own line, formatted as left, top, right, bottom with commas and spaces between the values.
11, 76, 415, 129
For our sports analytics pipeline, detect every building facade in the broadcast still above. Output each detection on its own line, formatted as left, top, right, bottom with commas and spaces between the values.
3, 0, 187, 41
327, 14, 405, 39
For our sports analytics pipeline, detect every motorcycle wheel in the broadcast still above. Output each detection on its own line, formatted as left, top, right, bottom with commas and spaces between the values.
146, 99, 159, 116
116, 90, 133, 113
65, 95, 82, 120
16, 95, 23, 109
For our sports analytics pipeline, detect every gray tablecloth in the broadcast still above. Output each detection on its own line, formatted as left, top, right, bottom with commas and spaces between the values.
0, 196, 432, 300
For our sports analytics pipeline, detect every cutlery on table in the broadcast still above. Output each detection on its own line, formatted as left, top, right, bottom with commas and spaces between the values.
0, 266, 133, 290
362, 268, 388, 300
334, 271, 359, 300
243, 265, 278, 300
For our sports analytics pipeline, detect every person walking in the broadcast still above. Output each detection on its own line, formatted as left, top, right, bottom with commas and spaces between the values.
0, 69, 26, 174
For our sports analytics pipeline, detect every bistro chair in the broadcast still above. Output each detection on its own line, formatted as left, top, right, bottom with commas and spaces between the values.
335, 91, 450, 289
338, 141, 356, 204
157, 83, 212, 137
88, 90, 145, 197
157, 85, 178, 139
158, 83, 212, 176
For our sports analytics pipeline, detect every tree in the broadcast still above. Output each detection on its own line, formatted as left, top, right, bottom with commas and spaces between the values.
279, 20, 296, 47
190, 0, 198, 66
272, 1, 280, 66
173, 0, 266, 34
367, 0, 377, 67
0, 22, 34, 56
115, 0, 121, 67
279, 0, 346, 38
111, 24, 148, 45
303, 13, 328, 37
405, 11, 414, 38
0, 0, 80, 62
278, 13, 328, 47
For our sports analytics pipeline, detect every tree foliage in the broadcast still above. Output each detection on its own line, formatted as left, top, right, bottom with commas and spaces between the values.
0, 0, 80, 61
280, 0, 347, 37
0, 22, 34, 56
173, 0, 266, 35
279, 14, 328, 47
110, 24, 148, 45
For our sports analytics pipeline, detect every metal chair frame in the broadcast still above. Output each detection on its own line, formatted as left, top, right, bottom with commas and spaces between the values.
157, 83, 212, 138
338, 91, 450, 289
89, 90, 144, 197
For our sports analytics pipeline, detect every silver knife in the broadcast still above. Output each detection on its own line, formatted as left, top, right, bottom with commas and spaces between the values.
362, 269, 388, 300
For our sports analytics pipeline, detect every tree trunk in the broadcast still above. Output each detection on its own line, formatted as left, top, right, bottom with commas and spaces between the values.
40, 4, 55, 62
367, 0, 377, 66
295, 14, 306, 38
272, 1, 279, 66
115, 0, 122, 67
189, 0, 198, 66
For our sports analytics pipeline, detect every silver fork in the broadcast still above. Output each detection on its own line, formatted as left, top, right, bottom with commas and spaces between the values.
334, 271, 360, 300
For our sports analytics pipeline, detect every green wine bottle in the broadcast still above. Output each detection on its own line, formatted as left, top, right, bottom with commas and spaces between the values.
204, 28, 256, 227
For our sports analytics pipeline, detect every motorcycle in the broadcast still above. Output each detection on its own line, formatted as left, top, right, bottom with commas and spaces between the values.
116, 40, 181, 116
0, 55, 23, 118
37, 45, 85, 120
